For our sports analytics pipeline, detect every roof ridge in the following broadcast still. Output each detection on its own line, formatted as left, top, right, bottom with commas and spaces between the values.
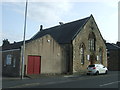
72, 16, 90, 40
43, 16, 90, 31
111, 43, 120, 49
31, 16, 90, 39
63, 16, 90, 25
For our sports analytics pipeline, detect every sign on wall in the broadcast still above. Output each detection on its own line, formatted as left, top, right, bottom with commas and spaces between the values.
87, 55, 90, 60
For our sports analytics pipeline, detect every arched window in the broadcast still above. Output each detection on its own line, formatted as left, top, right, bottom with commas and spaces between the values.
80, 43, 85, 65
99, 48, 103, 64
88, 32, 96, 51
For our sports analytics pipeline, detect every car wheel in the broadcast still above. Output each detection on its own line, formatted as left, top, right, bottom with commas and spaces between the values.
105, 70, 108, 74
95, 71, 99, 75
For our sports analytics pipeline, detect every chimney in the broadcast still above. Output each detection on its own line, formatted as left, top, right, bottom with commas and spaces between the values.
59, 22, 63, 25
40, 25, 43, 31
2, 39, 10, 46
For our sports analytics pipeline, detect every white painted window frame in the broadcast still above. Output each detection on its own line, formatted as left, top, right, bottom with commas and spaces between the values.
6, 54, 12, 65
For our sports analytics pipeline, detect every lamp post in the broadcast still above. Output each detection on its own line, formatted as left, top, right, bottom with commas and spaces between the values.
21, 0, 28, 80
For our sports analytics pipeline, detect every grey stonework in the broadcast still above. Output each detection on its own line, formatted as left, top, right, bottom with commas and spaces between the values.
72, 16, 107, 73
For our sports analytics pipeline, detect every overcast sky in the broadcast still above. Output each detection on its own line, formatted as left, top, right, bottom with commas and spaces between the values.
1, 0, 119, 46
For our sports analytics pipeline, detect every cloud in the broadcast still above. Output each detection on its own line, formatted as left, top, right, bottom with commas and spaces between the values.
27, 2, 72, 24
1, 1, 73, 45
102, 0, 119, 8
2, 0, 118, 45
6, 1, 73, 28
3, 0, 118, 29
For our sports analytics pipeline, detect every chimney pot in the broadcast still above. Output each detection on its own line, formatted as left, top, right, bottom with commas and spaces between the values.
40, 25, 43, 31
2, 39, 10, 46
59, 22, 63, 25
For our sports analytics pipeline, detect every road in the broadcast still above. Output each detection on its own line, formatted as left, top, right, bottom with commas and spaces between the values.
2, 71, 120, 89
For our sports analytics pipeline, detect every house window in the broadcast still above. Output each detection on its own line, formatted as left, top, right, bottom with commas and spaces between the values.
13, 58, 16, 67
88, 32, 96, 51
80, 43, 85, 65
6, 54, 12, 65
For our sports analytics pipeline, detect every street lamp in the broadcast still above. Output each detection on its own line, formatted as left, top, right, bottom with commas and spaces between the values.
21, 0, 28, 80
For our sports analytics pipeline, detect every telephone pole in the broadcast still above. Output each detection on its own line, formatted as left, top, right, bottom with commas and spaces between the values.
21, 0, 28, 80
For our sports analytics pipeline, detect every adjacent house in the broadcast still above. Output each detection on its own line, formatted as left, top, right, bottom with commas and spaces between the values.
1, 39, 24, 76
1, 15, 107, 77
106, 42, 120, 71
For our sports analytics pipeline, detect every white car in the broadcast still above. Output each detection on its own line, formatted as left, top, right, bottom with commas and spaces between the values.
87, 64, 108, 75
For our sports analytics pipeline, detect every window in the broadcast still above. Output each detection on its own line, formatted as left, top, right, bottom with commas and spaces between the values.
88, 32, 96, 51
80, 43, 85, 65
13, 58, 16, 67
99, 48, 103, 64
88, 65, 95, 67
6, 54, 12, 65
80, 47, 84, 64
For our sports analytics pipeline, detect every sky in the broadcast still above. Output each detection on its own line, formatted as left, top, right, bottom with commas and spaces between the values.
0, 0, 119, 46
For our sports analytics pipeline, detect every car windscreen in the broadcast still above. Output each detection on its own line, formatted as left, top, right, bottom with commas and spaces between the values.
88, 65, 95, 67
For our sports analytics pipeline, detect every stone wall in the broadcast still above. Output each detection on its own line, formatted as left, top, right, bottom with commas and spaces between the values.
72, 16, 107, 73
25, 35, 68, 75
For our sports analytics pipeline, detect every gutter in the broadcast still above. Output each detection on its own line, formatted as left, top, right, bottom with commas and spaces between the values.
0, 49, 20, 53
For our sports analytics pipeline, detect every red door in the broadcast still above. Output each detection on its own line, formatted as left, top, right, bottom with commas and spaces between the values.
27, 56, 41, 75
34, 56, 40, 74
27, 56, 34, 74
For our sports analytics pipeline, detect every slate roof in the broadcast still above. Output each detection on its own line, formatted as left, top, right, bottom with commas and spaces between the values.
1, 15, 90, 51
1, 40, 30, 51
106, 43, 120, 50
1, 41, 23, 51
30, 16, 90, 44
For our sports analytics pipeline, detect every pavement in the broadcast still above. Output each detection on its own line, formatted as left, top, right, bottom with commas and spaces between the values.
2, 73, 85, 88
2, 71, 119, 81
2, 71, 120, 88
2, 72, 85, 80
2, 76, 29, 80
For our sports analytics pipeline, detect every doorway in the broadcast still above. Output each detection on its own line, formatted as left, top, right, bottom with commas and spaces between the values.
27, 56, 41, 75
